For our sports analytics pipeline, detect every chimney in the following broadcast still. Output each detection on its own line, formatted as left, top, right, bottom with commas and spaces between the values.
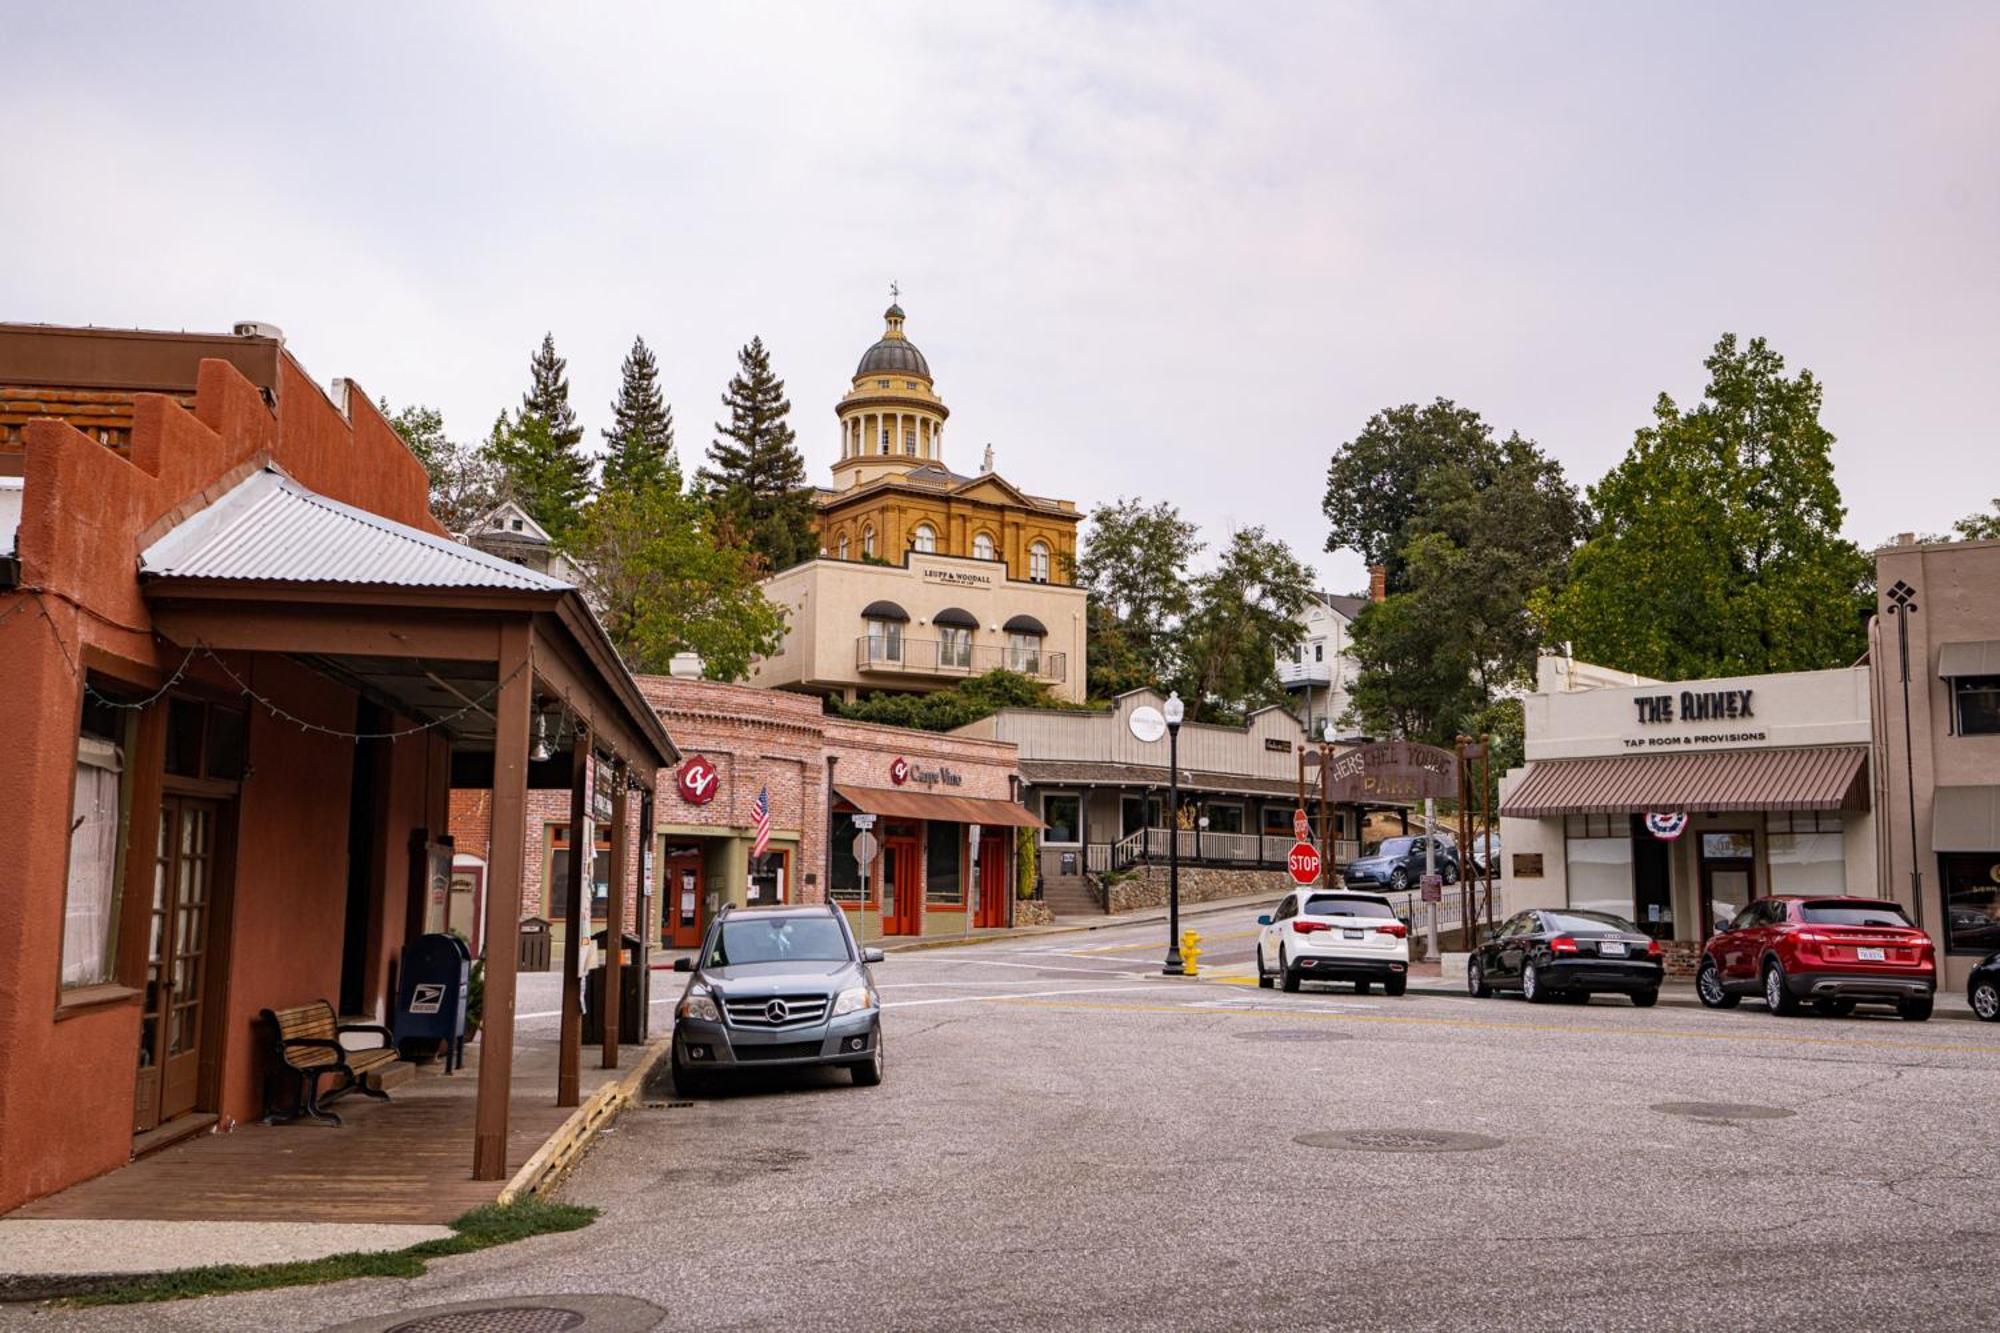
668, 651, 704, 680
1368, 564, 1387, 603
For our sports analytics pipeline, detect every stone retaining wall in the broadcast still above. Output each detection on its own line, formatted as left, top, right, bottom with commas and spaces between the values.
1014, 899, 1055, 927
1104, 865, 1293, 914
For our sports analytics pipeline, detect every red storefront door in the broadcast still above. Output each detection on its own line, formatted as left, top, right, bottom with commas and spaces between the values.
976, 829, 1011, 928
663, 845, 706, 950
881, 833, 921, 935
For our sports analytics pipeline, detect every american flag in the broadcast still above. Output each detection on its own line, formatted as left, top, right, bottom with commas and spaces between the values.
751, 785, 771, 861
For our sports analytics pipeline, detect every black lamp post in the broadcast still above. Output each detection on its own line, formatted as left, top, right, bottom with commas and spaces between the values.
1162, 693, 1187, 976
1885, 580, 1924, 930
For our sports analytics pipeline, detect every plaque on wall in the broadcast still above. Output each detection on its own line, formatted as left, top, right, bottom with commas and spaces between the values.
1511, 852, 1544, 879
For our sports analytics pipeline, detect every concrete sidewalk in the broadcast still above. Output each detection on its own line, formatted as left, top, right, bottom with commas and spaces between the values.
1402, 973, 1983, 1021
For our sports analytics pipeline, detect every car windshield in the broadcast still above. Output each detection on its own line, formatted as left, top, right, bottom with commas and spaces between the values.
1800, 901, 1913, 928
1362, 838, 1414, 858
708, 915, 851, 966
1303, 895, 1394, 919
1540, 910, 1638, 935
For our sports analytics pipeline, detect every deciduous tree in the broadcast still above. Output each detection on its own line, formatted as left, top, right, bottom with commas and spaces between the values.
1073, 498, 1200, 699
1178, 526, 1315, 723
378, 399, 505, 533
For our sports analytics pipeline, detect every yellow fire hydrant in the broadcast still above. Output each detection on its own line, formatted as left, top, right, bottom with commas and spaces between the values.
1181, 929, 1202, 976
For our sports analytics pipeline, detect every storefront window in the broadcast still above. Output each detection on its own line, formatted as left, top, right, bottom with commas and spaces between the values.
63, 688, 137, 989
548, 823, 611, 913
926, 821, 963, 905
1767, 812, 1845, 897
1042, 794, 1080, 844
830, 815, 864, 903
1564, 816, 1635, 921
1205, 803, 1244, 835
1941, 854, 2000, 954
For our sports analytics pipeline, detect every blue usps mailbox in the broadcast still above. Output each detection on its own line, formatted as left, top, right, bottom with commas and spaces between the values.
395, 933, 470, 1072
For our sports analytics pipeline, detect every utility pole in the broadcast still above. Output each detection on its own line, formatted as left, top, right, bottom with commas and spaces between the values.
1423, 796, 1439, 958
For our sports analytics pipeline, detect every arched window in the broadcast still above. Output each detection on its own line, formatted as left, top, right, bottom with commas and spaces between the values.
911, 524, 937, 554
972, 532, 996, 561
862, 525, 876, 558
1029, 541, 1051, 583
837, 533, 850, 561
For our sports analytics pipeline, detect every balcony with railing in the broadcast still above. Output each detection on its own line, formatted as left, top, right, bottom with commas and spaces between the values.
1277, 659, 1334, 688
855, 636, 1067, 685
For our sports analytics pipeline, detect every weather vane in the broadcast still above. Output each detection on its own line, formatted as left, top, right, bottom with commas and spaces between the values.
889, 280, 900, 304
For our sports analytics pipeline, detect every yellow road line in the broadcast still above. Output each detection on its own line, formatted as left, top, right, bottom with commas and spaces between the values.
983, 994, 2000, 1056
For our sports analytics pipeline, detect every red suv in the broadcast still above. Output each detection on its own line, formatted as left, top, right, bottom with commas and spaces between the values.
1697, 896, 1935, 1020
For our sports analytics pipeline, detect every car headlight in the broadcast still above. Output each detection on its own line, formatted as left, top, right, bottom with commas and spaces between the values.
832, 985, 876, 1017
677, 985, 720, 1023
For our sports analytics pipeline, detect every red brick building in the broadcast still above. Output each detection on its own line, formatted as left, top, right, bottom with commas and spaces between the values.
454, 675, 1039, 947
0, 323, 671, 1212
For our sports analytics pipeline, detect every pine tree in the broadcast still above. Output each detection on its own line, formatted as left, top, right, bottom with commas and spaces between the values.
601, 336, 676, 496
521, 332, 584, 453
484, 411, 591, 543
700, 337, 817, 572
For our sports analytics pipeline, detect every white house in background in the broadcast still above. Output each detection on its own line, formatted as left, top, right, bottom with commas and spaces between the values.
1280, 591, 1367, 738
463, 500, 580, 583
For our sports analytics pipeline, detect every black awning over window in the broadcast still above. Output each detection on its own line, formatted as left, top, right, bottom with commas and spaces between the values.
932, 606, 978, 629
1003, 614, 1047, 635
861, 600, 910, 623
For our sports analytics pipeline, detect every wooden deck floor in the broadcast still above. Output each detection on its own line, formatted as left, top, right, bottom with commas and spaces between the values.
13, 1044, 621, 1225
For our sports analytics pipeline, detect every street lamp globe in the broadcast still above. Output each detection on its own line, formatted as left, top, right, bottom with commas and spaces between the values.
1163, 693, 1185, 730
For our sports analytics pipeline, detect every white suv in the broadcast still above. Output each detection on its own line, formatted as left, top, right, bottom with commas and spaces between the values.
1255, 890, 1411, 995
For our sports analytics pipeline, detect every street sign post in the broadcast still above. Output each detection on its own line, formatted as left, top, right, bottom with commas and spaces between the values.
854, 830, 878, 870
1286, 841, 1322, 886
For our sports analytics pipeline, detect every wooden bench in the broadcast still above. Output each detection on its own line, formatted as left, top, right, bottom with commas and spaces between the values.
261, 1000, 415, 1126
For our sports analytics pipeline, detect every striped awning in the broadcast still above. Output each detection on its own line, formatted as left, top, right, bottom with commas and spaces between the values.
1500, 746, 1869, 818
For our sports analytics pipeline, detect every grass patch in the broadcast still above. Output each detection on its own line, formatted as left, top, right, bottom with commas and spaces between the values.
60, 1198, 597, 1306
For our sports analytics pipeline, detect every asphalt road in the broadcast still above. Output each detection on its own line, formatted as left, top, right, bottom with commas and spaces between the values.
16, 907, 2000, 1332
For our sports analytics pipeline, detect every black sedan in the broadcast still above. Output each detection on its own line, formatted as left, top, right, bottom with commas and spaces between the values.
1468, 909, 1664, 1006
1972, 952, 2000, 1023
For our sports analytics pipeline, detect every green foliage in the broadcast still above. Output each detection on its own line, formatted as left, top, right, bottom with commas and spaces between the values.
64, 1199, 597, 1305
1336, 411, 1585, 744
1322, 399, 1498, 592
1178, 525, 1315, 723
828, 670, 1079, 733
484, 410, 590, 543
378, 399, 505, 533
1953, 500, 2000, 541
1539, 334, 1871, 680
700, 336, 817, 574
1017, 825, 1038, 900
562, 477, 786, 681
601, 335, 676, 496
1074, 498, 1201, 697
521, 331, 584, 454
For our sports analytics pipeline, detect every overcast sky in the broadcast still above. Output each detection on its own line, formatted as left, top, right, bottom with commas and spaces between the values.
10, 2, 1997, 592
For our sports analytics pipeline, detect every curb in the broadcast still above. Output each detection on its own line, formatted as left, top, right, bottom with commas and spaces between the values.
876, 894, 1288, 956
1403, 982, 1982, 1022
499, 1036, 672, 1204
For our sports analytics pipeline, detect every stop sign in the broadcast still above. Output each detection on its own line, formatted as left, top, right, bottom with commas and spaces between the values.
1292, 807, 1311, 841
1287, 840, 1322, 885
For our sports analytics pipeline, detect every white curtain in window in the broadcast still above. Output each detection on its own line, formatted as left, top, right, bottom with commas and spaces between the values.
62, 736, 124, 987
1768, 833, 1846, 896
1565, 835, 1635, 921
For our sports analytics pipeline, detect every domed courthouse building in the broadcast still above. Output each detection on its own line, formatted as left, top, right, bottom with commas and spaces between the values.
750, 302, 1088, 704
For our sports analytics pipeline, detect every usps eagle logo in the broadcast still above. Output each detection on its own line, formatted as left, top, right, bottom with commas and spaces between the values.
1645, 812, 1689, 841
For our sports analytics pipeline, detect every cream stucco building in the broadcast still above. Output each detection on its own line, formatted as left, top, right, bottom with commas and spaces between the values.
749, 299, 1088, 703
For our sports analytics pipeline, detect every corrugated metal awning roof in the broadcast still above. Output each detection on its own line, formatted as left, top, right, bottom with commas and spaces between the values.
1933, 786, 2000, 852
1938, 641, 2000, 678
834, 784, 1043, 829
1500, 746, 1869, 818
141, 466, 572, 592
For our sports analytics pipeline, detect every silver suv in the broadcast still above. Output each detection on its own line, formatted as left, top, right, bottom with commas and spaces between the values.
669, 903, 886, 1095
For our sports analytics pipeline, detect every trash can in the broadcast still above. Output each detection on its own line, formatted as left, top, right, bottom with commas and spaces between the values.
583, 929, 648, 1044
518, 916, 552, 972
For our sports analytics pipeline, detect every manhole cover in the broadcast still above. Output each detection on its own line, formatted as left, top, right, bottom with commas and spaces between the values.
1232, 1029, 1352, 1043
1294, 1129, 1504, 1153
1651, 1102, 1794, 1122
390, 1310, 585, 1333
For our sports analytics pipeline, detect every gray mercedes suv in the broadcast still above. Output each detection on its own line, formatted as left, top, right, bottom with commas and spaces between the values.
669, 903, 885, 1095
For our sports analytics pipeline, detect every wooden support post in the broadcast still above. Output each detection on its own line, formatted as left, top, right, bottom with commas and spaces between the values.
635, 784, 655, 972
473, 623, 532, 1181
602, 761, 629, 1069
559, 730, 589, 1108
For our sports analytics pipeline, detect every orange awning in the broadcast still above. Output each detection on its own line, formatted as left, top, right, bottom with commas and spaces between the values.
1500, 746, 1868, 818
834, 784, 1044, 828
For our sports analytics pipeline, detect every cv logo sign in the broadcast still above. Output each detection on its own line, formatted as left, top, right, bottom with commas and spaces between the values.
889, 757, 912, 786
678, 755, 719, 805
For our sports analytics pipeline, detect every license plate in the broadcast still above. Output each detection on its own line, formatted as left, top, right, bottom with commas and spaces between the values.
1858, 947, 1886, 962
1599, 941, 1627, 956
1344, 928, 1364, 940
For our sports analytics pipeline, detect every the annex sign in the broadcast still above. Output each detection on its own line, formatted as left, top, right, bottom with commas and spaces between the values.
1323, 741, 1458, 804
